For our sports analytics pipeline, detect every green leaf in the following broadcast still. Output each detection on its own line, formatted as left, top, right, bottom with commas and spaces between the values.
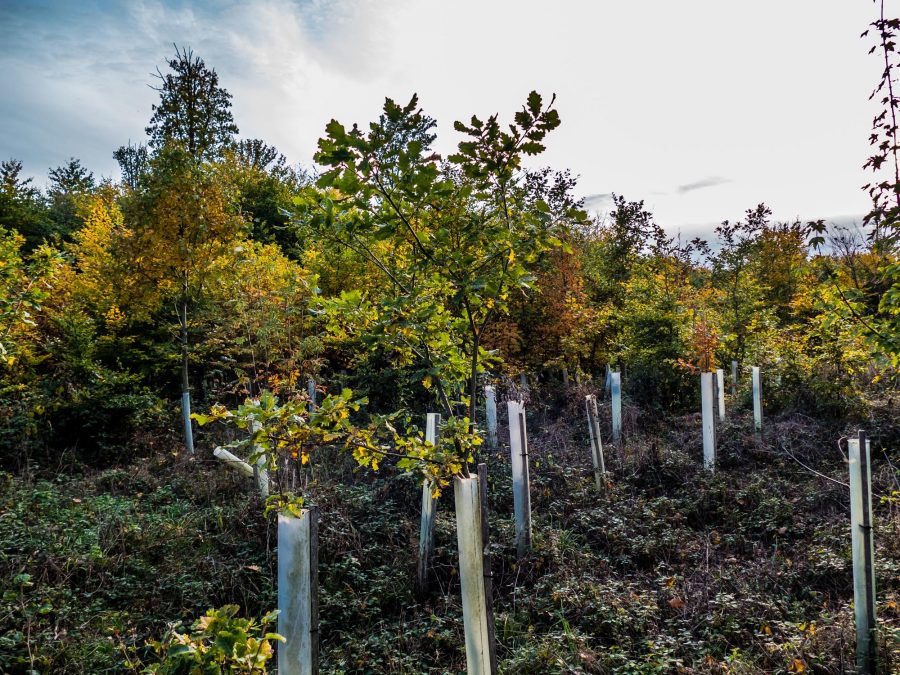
527, 91, 543, 117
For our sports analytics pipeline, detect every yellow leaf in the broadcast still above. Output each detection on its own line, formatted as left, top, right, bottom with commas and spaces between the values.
422, 375, 432, 389
788, 658, 805, 672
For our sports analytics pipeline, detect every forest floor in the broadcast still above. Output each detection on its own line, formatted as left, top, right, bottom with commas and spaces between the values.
1, 386, 899, 674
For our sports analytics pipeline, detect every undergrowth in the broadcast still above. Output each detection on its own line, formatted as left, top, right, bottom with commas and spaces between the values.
1, 394, 898, 673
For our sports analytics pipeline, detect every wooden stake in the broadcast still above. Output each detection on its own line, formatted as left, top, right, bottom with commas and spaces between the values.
584, 394, 605, 490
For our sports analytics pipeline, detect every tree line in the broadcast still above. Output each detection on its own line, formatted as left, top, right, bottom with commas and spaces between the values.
0, 38, 897, 474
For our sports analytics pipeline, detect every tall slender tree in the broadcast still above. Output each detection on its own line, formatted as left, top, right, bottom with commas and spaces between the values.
146, 46, 238, 163
140, 46, 240, 451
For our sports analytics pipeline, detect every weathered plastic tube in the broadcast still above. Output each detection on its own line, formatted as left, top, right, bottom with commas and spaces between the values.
454, 476, 495, 674
417, 413, 440, 590
848, 433, 877, 674
278, 508, 319, 675
213, 446, 254, 477
484, 385, 498, 449
752, 366, 762, 431
700, 372, 716, 472
507, 401, 532, 558
610, 372, 622, 443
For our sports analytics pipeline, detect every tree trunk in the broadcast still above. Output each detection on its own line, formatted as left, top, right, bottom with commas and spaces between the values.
469, 335, 480, 440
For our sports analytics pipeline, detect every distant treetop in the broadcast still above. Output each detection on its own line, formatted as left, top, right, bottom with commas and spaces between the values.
146, 45, 239, 163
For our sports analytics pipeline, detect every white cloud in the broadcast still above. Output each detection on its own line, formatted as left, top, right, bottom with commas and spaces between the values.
0, 0, 882, 238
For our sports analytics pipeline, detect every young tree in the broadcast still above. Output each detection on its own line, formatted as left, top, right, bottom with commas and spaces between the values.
146, 46, 238, 163
121, 145, 244, 452
308, 92, 579, 467
125, 47, 242, 451
710, 204, 770, 364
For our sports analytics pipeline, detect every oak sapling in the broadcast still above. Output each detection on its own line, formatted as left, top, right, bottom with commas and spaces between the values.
308, 90, 583, 471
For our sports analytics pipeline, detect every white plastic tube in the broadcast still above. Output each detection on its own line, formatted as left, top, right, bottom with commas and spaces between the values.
700, 372, 716, 472
182, 391, 194, 454
848, 434, 876, 673
484, 385, 498, 449
213, 447, 254, 477
417, 413, 440, 590
507, 401, 532, 558
454, 476, 494, 675
249, 421, 269, 499
752, 367, 762, 431
610, 372, 622, 443
278, 510, 317, 675
715, 368, 726, 421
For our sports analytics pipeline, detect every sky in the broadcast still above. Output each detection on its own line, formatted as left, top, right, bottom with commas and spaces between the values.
0, 0, 885, 239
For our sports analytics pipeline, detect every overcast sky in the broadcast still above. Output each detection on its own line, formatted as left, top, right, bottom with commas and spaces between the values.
0, 0, 884, 237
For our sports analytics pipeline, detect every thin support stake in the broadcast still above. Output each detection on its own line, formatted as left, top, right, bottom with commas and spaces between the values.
477, 464, 499, 674
585, 395, 605, 490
